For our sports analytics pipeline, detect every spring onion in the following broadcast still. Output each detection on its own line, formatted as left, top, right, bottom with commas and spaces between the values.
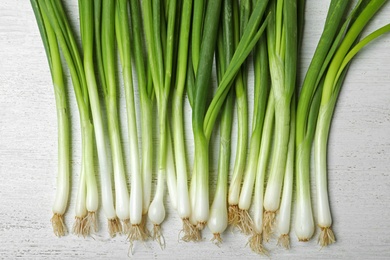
30, 0, 390, 254
227, 0, 251, 233
115, 0, 147, 245
31, 0, 70, 237
171, 0, 197, 240
247, 34, 270, 254
276, 95, 295, 248
37, 0, 99, 236
79, 0, 120, 237
251, 89, 274, 251
262, 0, 297, 236
99, 0, 130, 229
193, 0, 270, 230
141, 0, 178, 245
208, 0, 235, 244
314, 0, 390, 246
128, 0, 155, 232
295, 0, 349, 242
191, 0, 223, 230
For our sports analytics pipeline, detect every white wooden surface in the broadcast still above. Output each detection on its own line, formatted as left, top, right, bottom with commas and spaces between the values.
1, 1, 390, 259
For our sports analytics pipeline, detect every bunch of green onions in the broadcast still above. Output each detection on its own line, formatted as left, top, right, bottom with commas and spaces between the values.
31, 0, 389, 256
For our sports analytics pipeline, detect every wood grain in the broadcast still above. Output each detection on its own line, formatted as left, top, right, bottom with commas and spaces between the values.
1, 0, 389, 259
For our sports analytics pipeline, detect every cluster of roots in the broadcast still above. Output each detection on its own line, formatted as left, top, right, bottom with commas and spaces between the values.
228, 205, 253, 235
180, 218, 201, 242
318, 227, 336, 247
128, 224, 149, 253
72, 217, 85, 236
237, 209, 253, 235
108, 217, 122, 237
72, 212, 98, 237
211, 233, 223, 247
128, 224, 149, 241
277, 234, 290, 249
62, 209, 338, 254
248, 233, 268, 255
228, 204, 241, 228
122, 219, 131, 234
196, 221, 206, 231
262, 211, 276, 242
152, 224, 166, 250
51, 213, 67, 237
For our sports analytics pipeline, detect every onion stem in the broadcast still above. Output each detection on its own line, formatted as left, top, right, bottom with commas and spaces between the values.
31, 0, 71, 237
38, 0, 99, 236
208, 0, 234, 243
100, 0, 130, 226
263, 0, 297, 234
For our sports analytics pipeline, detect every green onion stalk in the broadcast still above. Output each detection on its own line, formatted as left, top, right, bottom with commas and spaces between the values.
251, 93, 274, 253
79, 0, 120, 237
276, 0, 305, 247
314, 0, 390, 246
165, 3, 179, 221
191, 0, 223, 230
248, 35, 270, 255
187, 0, 203, 231
141, 0, 178, 245
262, 0, 297, 237
98, 0, 130, 229
277, 0, 306, 249
37, 0, 99, 236
115, 0, 147, 244
31, 0, 70, 237
192, 0, 227, 230
295, 0, 349, 242
186, 53, 199, 231
129, 0, 155, 234
191, 0, 206, 75
171, 0, 197, 241
227, 0, 251, 233
193, 0, 270, 231
276, 94, 295, 249
208, 0, 235, 244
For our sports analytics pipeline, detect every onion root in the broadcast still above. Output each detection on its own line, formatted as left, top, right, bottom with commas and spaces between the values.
262, 211, 276, 242
51, 213, 67, 237
318, 226, 335, 247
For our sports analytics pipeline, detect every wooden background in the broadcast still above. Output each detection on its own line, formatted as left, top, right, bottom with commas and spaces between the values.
1, 0, 390, 259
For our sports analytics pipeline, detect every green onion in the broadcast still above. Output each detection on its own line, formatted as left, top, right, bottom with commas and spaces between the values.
295, 0, 349, 242
208, 0, 235, 244
276, 95, 295, 249
262, 0, 297, 237
227, 0, 251, 234
314, 0, 390, 246
128, 0, 155, 231
252, 89, 274, 247
141, 0, 178, 245
171, 0, 196, 240
99, 0, 130, 229
79, 0, 120, 237
276, 0, 306, 247
248, 34, 270, 255
31, 0, 70, 237
191, 0, 223, 229
37, 0, 99, 236
115, 0, 146, 244
192, 0, 269, 230
165, 2, 179, 218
